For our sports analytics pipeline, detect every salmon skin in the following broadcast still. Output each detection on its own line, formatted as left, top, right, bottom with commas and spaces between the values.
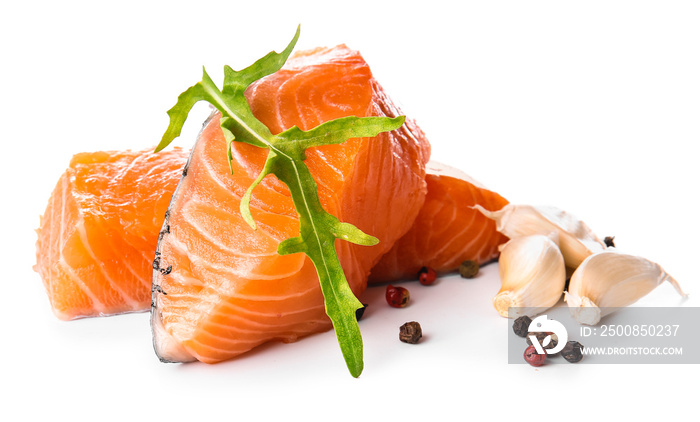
34, 148, 188, 320
151, 45, 431, 363
369, 162, 509, 282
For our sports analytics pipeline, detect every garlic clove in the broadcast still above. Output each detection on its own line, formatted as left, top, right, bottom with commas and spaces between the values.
565, 250, 688, 325
493, 235, 567, 318
474, 204, 605, 269
563, 293, 601, 325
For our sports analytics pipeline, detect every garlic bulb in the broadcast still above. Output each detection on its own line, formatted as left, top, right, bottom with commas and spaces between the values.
474, 204, 605, 269
565, 250, 688, 325
493, 235, 567, 318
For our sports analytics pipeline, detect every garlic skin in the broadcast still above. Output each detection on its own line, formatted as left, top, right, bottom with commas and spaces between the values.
474, 204, 605, 269
565, 250, 688, 325
493, 235, 567, 318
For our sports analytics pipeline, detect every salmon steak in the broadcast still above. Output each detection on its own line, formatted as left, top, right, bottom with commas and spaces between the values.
151, 45, 431, 363
34, 148, 188, 320
369, 163, 509, 282
34, 40, 510, 368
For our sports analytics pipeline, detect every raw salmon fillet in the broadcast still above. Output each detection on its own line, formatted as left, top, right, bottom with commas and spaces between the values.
151, 45, 431, 363
369, 163, 509, 282
34, 148, 188, 320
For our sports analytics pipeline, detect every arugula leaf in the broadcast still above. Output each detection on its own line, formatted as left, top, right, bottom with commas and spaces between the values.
156, 25, 405, 377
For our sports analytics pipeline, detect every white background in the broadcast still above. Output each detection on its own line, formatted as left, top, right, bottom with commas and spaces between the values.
2, 1, 699, 420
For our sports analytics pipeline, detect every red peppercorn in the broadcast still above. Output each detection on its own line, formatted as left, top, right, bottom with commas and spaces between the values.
523, 345, 546, 367
386, 285, 410, 308
417, 266, 437, 285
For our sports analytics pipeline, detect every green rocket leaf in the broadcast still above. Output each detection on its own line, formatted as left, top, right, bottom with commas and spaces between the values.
156, 25, 404, 378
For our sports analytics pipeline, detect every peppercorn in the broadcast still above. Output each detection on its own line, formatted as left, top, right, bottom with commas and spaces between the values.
526, 332, 559, 356
523, 345, 546, 367
526, 331, 546, 347
385, 285, 410, 308
561, 341, 584, 363
604, 236, 616, 248
355, 303, 368, 321
545, 333, 559, 356
417, 266, 437, 285
458, 260, 479, 278
512, 315, 532, 337
399, 321, 422, 344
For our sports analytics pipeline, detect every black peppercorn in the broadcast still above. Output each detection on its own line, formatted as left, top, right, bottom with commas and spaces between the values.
512, 316, 532, 337
545, 333, 559, 356
604, 236, 615, 248
355, 303, 368, 321
459, 260, 479, 278
525, 331, 545, 346
399, 321, 422, 344
561, 341, 584, 363
526, 332, 559, 356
